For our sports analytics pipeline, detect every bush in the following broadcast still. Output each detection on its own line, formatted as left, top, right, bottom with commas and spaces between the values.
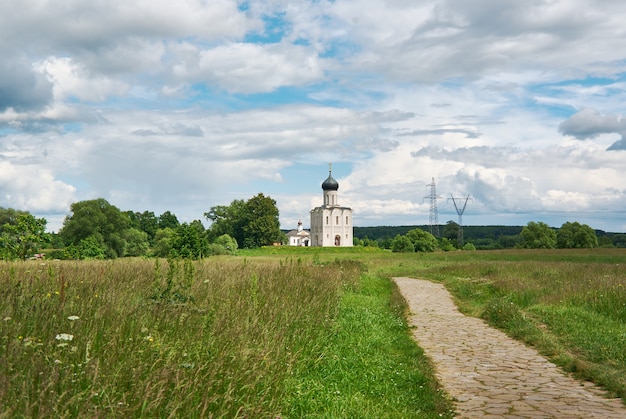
391, 235, 414, 253
462, 242, 476, 251
406, 228, 438, 252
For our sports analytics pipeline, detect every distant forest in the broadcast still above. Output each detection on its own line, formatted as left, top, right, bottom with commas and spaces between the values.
353, 224, 626, 249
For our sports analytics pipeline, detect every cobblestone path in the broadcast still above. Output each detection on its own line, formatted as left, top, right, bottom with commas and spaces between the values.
394, 277, 626, 418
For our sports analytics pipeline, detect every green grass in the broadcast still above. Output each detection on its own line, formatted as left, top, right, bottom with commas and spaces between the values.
283, 273, 453, 418
398, 248, 626, 401
4, 247, 624, 416
0, 255, 453, 417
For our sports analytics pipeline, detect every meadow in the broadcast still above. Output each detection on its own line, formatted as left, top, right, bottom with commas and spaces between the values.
382, 248, 626, 401
0, 254, 452, 418
2, 247, 625, 417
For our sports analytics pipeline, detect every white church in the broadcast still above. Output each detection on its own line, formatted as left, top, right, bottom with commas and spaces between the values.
285, 220, 311, 246
309, 165, 353, 247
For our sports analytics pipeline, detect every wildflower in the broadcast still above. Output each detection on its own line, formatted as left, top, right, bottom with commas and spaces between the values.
55, 333, 74, 341
144, 335, 154, 342
67, 315, 80, 321
2, 316, 10, 322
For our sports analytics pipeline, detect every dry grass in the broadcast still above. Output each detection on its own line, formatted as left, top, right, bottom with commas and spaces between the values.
0, 257, 360, 417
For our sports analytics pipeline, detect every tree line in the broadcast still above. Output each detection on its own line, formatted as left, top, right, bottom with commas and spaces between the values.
355, 220, 626, 250
0, 193, 283, 260
2, 197, 622, 260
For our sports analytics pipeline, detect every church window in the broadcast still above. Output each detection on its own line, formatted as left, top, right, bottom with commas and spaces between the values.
326, 216, 329, 225
336, 216, 339, 224
346, 216, 349, 224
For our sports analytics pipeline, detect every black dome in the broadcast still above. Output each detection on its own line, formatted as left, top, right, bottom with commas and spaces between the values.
322, 173, 339, 191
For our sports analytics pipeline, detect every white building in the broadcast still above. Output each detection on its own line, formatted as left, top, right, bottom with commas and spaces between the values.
310, 166, 353, 247
285, 220, 311, 246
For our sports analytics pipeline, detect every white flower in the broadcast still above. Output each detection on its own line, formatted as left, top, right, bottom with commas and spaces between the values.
55, 333, 74, 341
67, 316, 80, 321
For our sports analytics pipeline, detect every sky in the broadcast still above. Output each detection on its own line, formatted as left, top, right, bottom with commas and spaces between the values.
2, 0, 626, 233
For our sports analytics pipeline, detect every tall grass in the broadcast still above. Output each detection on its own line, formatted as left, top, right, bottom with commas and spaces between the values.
0, 254, 454, 417
0, 258, 360, 417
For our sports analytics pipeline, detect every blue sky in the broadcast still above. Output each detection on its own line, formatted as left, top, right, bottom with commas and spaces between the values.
2, 0, 626, 232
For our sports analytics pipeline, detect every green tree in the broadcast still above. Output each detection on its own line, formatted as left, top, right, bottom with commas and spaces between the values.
439, 237, 455, 251
126, 210, 159, 244
205, 199, 246, 245
362, 237, 379, 247
158, 211, 180, 230
170, 221, 209, 259
391, 234, 414, 253
77, 235, 106, 259
205, 194, 282, 248
59, 198, 131, 258
242, 193, 282, 248
214, 234, 238, 254
0, 213, 50, 260
152, 228, 176, 257
0, 207, 28, 227
123, 228, 150, 256
557, 221, 598, 248
499, 235, 519, 248
443, 220, 460, 243
406, 228, 438, 252
518, 221, 557, 249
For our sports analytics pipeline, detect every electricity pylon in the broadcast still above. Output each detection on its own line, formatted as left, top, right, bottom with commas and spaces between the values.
448, 194, 472, 247
423, 177, 443, 237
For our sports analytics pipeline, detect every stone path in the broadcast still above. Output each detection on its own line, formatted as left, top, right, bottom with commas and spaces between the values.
393, 277, 626, 418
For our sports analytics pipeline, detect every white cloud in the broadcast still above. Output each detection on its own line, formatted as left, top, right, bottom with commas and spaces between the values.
37, 57, 130, 102
0, 161, 76, 213
0, 0, 253, 48
193, 42, 325, 93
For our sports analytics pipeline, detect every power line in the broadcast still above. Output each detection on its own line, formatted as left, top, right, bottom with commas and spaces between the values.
448, 194, 472, 247
423, 177, 443, 237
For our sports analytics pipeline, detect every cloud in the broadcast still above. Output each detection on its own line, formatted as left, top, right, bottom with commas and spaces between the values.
404, 127, 481, 139
0, 0, 254, 51
0, 161, 76, 213
37, 57, 129, 102
3, 0, 626, 233
192, 42, 325, 93
559, 108, 626, 150
0, 54, 53, 112
327, 0, 626, 82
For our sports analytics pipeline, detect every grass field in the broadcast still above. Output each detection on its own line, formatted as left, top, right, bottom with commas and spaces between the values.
2, 247, 625, 416
0, 254, 453, 418
385, 248, 626, 401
